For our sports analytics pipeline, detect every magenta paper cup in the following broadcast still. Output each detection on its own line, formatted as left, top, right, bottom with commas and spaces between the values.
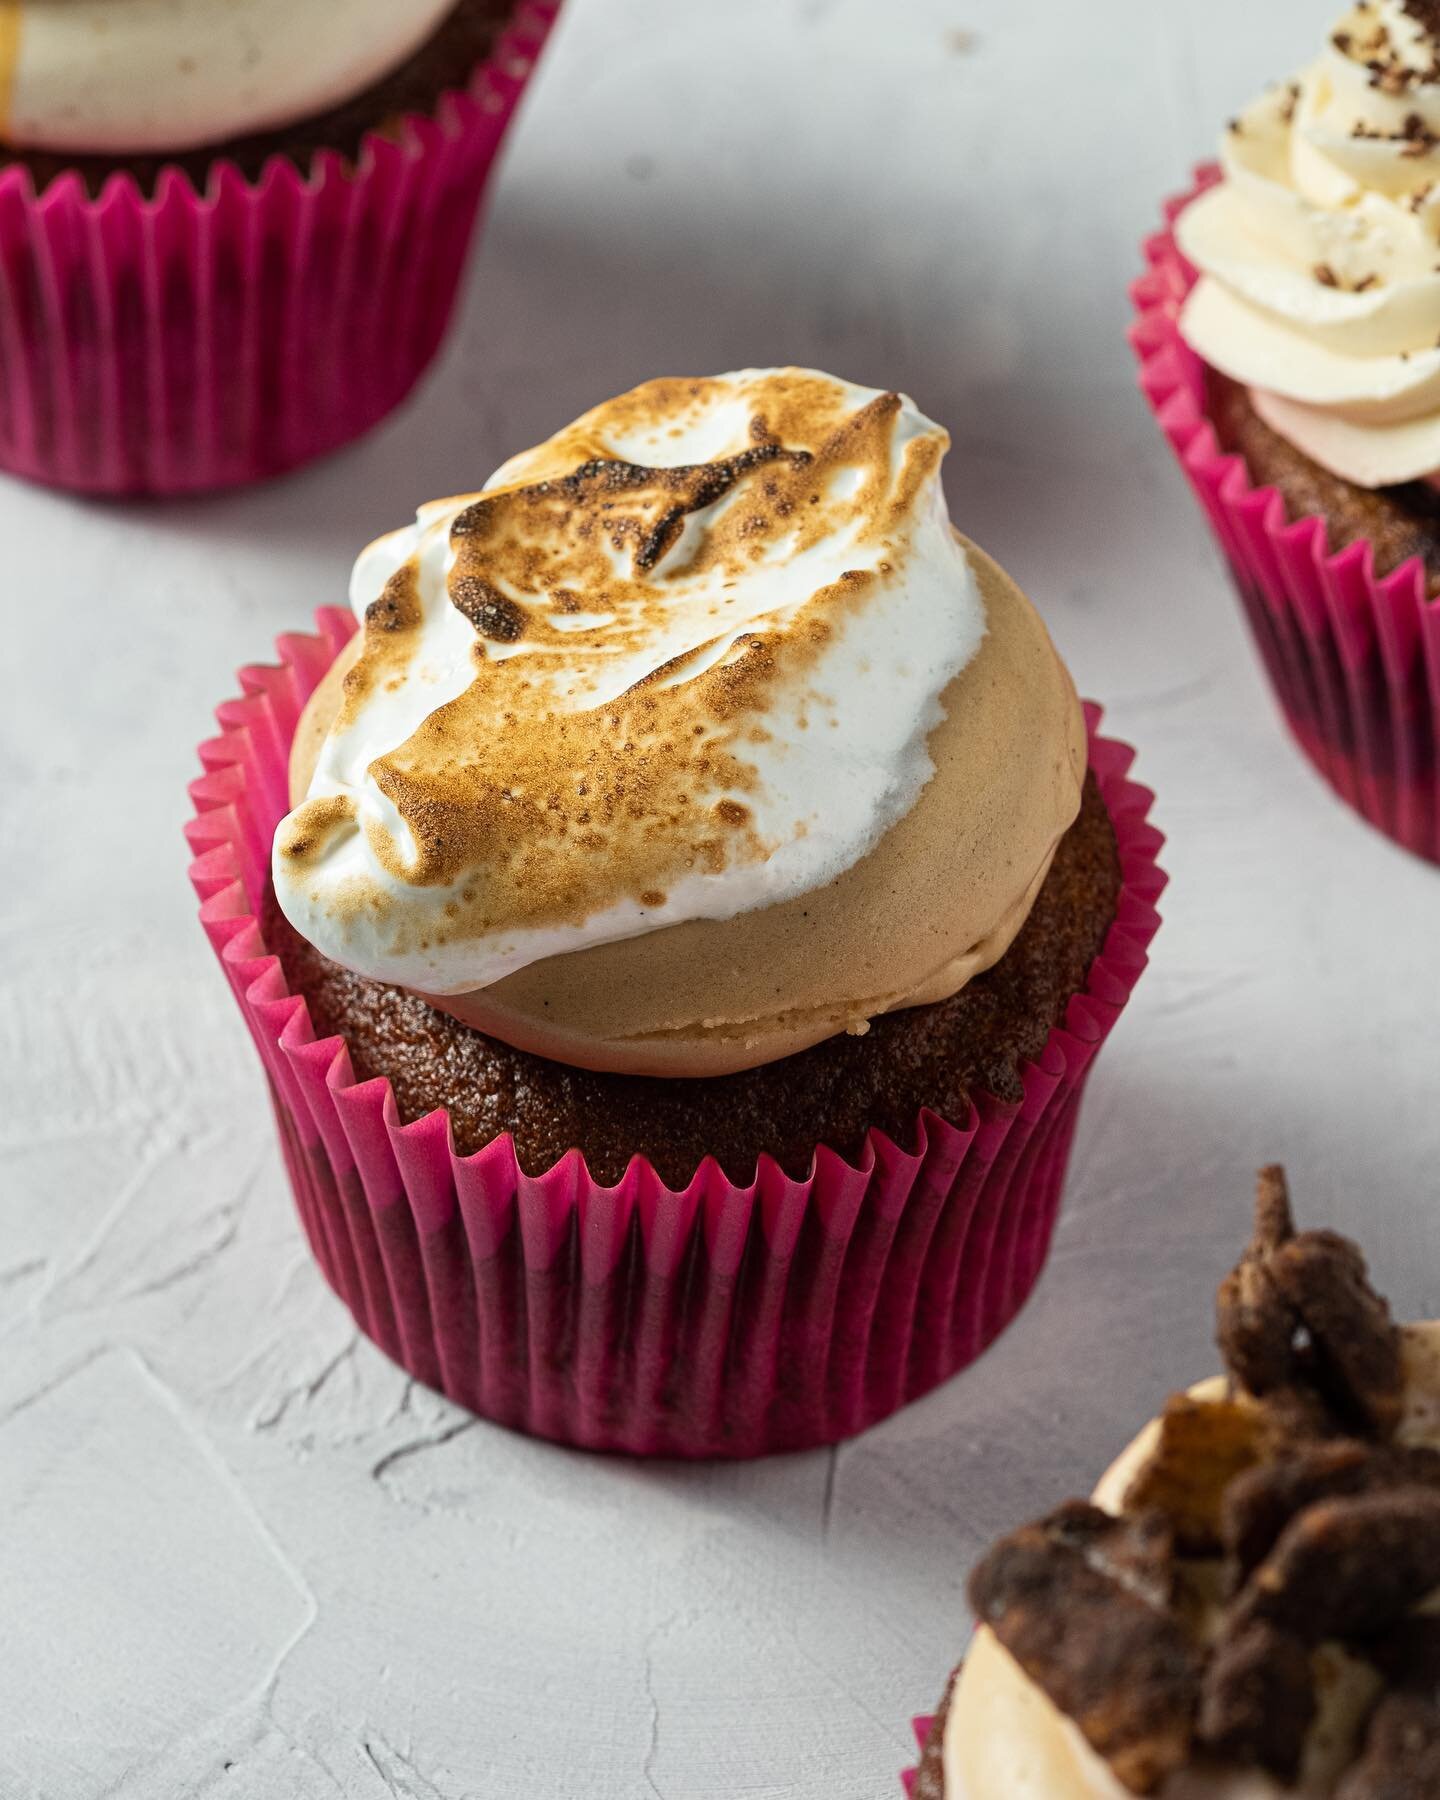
903, 1711, 941, 1798
0, 2, 559, 497
1132, 166, 1440, 865
186, 611, 1164, 1458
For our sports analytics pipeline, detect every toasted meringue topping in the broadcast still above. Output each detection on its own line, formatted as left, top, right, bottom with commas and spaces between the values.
1178, 0, 1440, 487
273, 371, 990, 1009
0, 0, 456, 155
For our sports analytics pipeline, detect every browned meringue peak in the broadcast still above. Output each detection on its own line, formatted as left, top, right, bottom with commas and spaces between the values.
357, 387, 939, 912
277, 369, 1087, 1077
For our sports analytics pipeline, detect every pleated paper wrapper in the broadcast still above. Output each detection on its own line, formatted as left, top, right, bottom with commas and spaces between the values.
903, 1710, 941, 1798
188, 610, 1163, 1458
0, 1, 560, 494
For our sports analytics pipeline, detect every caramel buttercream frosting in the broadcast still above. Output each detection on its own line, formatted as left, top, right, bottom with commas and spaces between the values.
940, 1170, 1440, 1800
274, 369, 1086, 1078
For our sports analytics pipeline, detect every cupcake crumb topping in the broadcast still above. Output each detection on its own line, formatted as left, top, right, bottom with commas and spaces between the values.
967, 1505, 1198, 1794
968, 1169, 1440, 1796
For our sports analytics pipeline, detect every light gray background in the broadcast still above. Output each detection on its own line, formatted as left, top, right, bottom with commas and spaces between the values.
3, 2, 1438, 1795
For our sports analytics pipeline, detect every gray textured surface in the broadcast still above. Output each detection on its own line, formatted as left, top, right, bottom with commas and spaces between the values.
3, 1, 1439, 1795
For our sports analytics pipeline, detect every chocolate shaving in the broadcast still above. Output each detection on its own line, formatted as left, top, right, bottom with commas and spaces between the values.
1215, 1167, 1403, 1439
1335, 1691, 1440, 1800
1223, 1441, 1440, 1577
1403, 1, 1440, 51
1338, 6, 1440, 91
1202, 1480, 1440, 1785
969, 1502, 1198, 1794
1227, 1488, 1440, 1644
1198, 1621, 1316, 1785
1365, 1618, 1440, 1690
1353, 109, 1440, 154
1342, 1625, 1440, 1795
1270, 1232, 1404, 1437
1216, 1168, 1303, 1397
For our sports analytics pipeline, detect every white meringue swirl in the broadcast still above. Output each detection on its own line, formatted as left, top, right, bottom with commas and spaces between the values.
272, 370, 989, 1004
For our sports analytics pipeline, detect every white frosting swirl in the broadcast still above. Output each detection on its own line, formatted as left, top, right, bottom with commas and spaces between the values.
1178, 1, 1440, 487
0, 0, 457, 154
272, 369, 987, 1002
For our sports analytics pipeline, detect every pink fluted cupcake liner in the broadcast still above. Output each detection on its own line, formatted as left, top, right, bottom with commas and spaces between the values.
1132, 166, 1440, 864
0, 2, 559, 496
186, 612, 1164, 1458
902, 1713, 937, 1797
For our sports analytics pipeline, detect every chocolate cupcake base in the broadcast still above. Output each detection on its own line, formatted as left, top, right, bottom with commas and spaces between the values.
1208, 373, 1440, 588
191, 613, 1163, 1456
267, 775, 1121, 1191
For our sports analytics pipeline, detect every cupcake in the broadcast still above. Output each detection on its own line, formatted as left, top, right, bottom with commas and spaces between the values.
0, 0, 559, 495
1133, 0, 1440, 862
189, 367, 1163, 1458
910, 1167, 1440, 1797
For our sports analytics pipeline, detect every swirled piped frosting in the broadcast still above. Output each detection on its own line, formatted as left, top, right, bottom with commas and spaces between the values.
0, 0, 457, 154
275, 369, 1087, 1078
1178, 0, 1440, 488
